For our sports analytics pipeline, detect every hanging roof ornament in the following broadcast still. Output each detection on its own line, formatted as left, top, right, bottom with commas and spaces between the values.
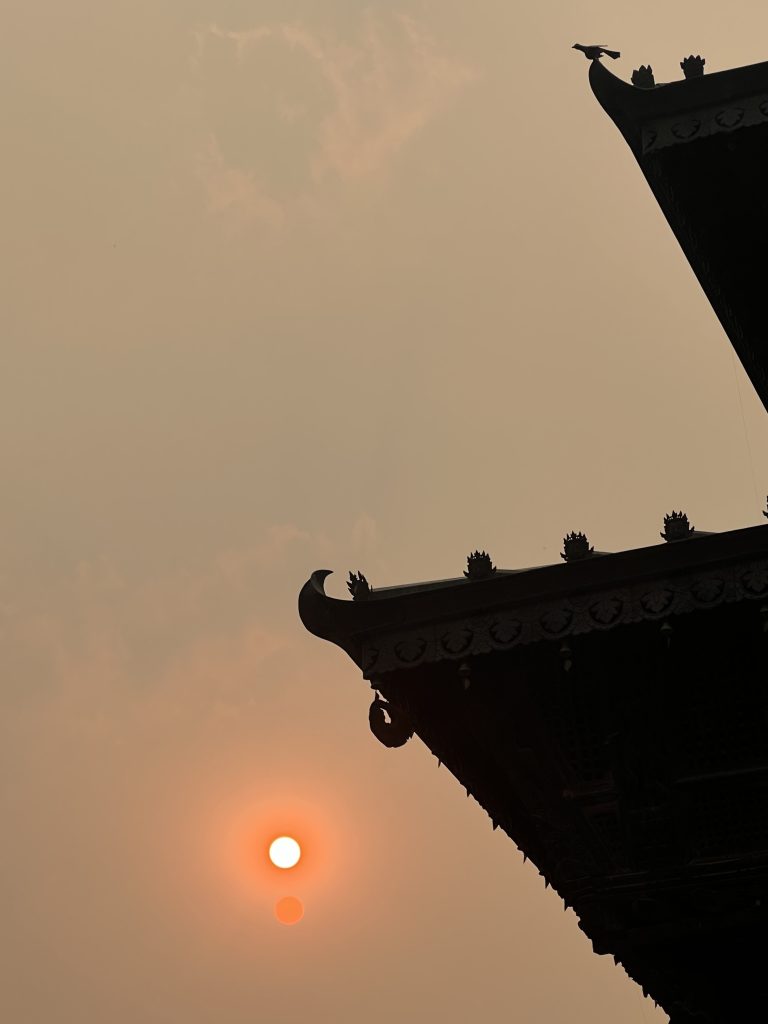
369, 694, 414, 748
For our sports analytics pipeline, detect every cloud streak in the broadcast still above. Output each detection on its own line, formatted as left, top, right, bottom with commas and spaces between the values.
193, 14, 475, 224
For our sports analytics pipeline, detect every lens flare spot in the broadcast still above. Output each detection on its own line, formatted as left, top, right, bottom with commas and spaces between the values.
275, 896, 304, 926
269, 836, 301, 869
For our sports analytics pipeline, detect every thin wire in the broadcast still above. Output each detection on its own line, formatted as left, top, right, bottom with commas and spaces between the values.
729, 349, 762, 514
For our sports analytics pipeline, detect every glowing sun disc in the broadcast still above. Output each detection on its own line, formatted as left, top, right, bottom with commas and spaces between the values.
269, 836, 301, 869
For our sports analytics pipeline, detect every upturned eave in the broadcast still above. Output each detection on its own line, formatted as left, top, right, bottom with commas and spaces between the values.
588, 55, 768, 411
299, 525, 768, 677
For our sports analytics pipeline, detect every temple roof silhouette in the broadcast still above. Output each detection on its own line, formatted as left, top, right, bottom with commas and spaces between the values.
589, 57, 768, 411
299, 52, 768, 1022
300, 523, 764, 680
299, 516, 768, 1018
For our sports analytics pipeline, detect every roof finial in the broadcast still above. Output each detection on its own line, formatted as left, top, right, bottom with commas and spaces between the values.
347, 570, 371, 600
681, 55, 705, 79
464, 550, 497, 581
661, 511, 694, 542
631, 65, 656, 89
561, 531, 594, 562
573, 43, 620, 61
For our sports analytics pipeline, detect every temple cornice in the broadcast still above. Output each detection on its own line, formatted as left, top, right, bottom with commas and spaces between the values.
299, 525, 768, 677
589, 57, 768, 155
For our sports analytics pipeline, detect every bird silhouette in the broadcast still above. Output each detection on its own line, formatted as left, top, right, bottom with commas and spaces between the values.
573, 43, 620, 60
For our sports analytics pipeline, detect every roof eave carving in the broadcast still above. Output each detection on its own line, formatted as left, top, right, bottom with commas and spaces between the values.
589, 57, 768, 156
299, 527, 768, 679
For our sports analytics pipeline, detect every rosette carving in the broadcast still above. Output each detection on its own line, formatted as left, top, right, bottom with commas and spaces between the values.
441, 627, 473, 655
490, 618, 522, 646
395, 637, 427, 664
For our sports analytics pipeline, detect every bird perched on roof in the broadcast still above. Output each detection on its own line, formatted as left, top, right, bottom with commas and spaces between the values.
572, 43, 620, 60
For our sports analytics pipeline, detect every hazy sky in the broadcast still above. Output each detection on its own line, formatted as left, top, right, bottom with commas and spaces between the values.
4, 3, 768, 1022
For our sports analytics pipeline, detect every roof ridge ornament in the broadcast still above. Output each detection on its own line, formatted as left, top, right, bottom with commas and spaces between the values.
561, 531, 594, 562
681, 54, 705, 78
631, 65, 656, 89
464, 550, 497, 580
347, 570, 371, 600
661, 511, 694, 542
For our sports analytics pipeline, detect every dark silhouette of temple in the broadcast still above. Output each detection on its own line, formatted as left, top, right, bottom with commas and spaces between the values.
300, 52, 768, 1024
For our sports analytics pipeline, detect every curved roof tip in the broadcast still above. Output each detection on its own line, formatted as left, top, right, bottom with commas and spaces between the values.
298, 569, 366, 666
298, 569, 334, 637
587, 52, 768, 159
588, 56, 636, 106
308, 568, 333, 594
587, 58, 664, 156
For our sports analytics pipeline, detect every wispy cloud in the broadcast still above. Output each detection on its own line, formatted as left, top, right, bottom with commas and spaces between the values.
0, 524, 314, 717
196, 133, 287, 229
192, 14, 475, 225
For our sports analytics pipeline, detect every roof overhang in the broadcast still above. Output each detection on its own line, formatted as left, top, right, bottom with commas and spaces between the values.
589, 58, 768, 411
300, 525, 768, 678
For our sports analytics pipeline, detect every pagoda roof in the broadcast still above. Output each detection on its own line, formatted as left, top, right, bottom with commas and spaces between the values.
299, 524, 768, 678
588, 57, 768, 410
300, 520, 768, 1019
589, 56, 768, 156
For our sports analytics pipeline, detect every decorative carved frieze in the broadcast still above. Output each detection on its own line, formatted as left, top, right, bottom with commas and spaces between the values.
641, 92, 768, 153
360, 558, 768, 677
